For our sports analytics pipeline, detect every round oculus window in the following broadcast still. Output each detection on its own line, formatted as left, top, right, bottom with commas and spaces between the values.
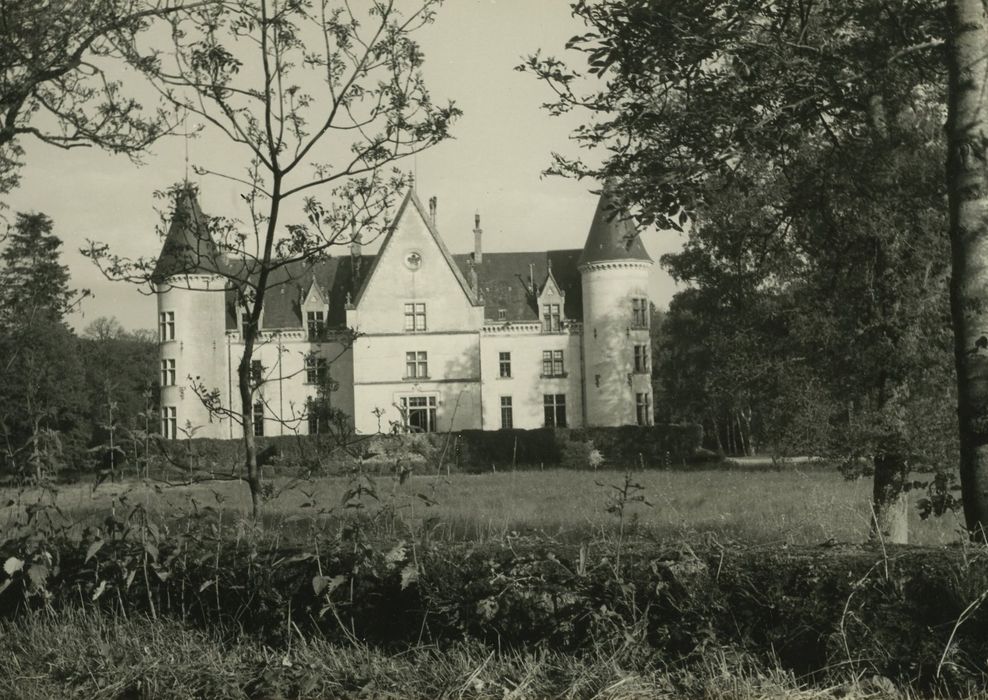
404, 250, 423, 270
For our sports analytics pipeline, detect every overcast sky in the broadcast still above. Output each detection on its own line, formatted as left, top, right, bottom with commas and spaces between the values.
5, 0, 682, 332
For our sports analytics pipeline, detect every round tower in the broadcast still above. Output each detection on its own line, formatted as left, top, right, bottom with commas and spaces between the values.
579, 185, 654, 427
152, 186, 230, 440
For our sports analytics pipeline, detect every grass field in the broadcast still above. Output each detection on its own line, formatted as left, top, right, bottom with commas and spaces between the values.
2, 465, 965, 546
0, 466, 977, 698
0, 607, 853, 700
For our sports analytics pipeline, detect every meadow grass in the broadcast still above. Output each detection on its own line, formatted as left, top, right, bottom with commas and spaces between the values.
1, 466, 965, 546
0, 467, 976, 699
0, 606, 904, 699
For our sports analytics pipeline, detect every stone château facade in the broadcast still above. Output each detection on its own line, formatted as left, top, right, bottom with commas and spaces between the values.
154, 186, 653, 439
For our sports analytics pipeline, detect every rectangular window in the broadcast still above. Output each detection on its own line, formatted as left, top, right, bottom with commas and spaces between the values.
497, 308, 507, 321
405, 351, 428, 379
401, 396, 437, 433
250, 360, 264, 386
636, 392, 652, 426
160, 359, 176, 386
306, 310, 325, 340
404, 302, 427, 331
543, 394, 567, 428
306, 398, 325, 435
159, 311, 175, 341
542, 350, 564, 377
542, 303, 561, 332
634, 344, 649, 373
499, 351, 511, 378
632, 298, 648, 328
305, 356, 327, 384
500, 396, 513, 429
160, 406, 177, 439
253, 401, 264, 436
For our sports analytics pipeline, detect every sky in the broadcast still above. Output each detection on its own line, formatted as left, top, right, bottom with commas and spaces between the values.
5, 0, 683, 332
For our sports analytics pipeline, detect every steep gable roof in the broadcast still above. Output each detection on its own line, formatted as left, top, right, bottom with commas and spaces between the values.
578, 184, 652, 267
540, 265, 564, 300
352, 189, 480, 307
301, 278, 329, 308
152, 185, 222, 283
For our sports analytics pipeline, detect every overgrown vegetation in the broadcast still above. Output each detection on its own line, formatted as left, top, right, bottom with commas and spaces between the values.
0, 468, 986, 697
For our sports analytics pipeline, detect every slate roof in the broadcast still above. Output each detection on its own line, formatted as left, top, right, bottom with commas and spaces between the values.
159, 187, 596, 330
578, 185, 652, 266
453, 250, 584, 323
223, 256, 373, 331
152, 186, 222, 283
219, 249, 587, 330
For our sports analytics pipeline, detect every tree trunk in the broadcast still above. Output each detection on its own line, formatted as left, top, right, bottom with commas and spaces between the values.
947, 0, 988, 540
736, 411, 750, 456
871, 450, 909, 544
740, 406, 754, 456
725, 414, 732, 455
239, 352, 261, 519
31, 415, 41, 482
708, 414, 724, 453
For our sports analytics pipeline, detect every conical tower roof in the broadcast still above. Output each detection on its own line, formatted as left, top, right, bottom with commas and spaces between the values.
151, 185, 220, 282
578, 184, 652, 267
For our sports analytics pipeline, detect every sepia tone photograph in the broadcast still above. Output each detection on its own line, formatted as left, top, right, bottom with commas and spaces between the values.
0, 0, 985, 697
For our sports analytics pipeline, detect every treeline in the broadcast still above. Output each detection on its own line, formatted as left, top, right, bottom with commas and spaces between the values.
0, 213, 157, 479
647, 125, 957, 474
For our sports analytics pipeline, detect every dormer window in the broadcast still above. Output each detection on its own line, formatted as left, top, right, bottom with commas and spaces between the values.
301, 281, 329, 338
538, 267, 565, 333
307, 310, 325, 340
542, 304, 561, 333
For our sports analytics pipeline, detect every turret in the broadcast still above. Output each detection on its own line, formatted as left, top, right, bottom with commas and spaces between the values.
152, 184, 221, 284
154, 185, 230, 439
579, 184, 654, 427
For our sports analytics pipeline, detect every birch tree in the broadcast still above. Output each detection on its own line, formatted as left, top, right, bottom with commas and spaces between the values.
947, 0, 988, 540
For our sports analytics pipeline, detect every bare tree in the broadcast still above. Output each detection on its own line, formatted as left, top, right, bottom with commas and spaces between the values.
85, 0, 458, 517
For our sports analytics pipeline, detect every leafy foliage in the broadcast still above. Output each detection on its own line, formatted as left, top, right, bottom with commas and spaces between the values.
0, 0, 185, 197
524, 1, 954, 536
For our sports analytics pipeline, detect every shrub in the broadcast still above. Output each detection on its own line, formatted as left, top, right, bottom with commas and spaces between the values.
148, 424, 704, 475
3, 530, 988, 693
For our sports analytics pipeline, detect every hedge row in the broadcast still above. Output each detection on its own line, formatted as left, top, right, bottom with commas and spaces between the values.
153, 423, 704, 473
2, 535, 987, 692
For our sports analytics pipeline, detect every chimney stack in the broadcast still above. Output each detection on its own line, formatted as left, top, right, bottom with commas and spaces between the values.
468, 259, 479, 294
428, 196, 437, 226
473, 212, 483, 263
